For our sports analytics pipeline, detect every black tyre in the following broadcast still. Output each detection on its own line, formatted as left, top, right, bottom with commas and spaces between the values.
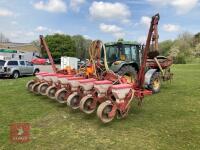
148, 72, 161, 93
117, 65, 137, 83
33, 69, 40, 76
12, 71, 20, 79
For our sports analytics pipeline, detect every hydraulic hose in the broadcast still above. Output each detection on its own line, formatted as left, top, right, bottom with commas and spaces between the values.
88, 40, 109, 77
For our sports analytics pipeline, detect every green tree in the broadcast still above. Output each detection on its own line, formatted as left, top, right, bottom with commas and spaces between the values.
168, 32, 194, 63
159, 40, 174, 56
194, 43, 200, 56
72, 35, 92, 60
175, 32, 194, 56
169, 46, 180, 57
42, 34, 76, 59
194, 32, 200, 44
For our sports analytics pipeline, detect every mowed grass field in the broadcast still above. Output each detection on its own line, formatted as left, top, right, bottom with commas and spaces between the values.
0, 64, 200, 150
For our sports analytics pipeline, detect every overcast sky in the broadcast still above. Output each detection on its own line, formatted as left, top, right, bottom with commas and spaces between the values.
0, 0, 199, 43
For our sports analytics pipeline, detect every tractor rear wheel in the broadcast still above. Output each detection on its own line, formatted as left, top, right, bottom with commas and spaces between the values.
80, 96, 96, 114
97, 101, 115, 123
148, 72, 161, 93
117, 65, 137, 83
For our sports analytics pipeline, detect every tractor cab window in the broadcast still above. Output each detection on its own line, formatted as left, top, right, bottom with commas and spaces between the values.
123, 45, 132, 61
131, 46, 137, 61
119, 45, 138, 62
105, 45, 119, 63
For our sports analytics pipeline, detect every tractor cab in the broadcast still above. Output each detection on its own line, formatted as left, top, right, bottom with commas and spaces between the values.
101, 40, 141, 73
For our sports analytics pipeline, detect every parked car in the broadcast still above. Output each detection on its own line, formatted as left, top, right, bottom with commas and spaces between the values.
31, 58, 50, 65
0, 60, 40, 79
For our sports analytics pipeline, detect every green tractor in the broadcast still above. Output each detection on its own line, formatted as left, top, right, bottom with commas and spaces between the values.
102, 39, 141, 83
87, 14, 172, 94
102, 39, 163, 93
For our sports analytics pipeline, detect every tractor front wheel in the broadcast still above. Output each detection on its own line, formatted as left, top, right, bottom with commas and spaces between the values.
97, 101, 116, 123
148, 72, 161, 93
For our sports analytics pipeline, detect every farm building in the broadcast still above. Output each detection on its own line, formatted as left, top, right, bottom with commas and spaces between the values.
0, 42, 41, 61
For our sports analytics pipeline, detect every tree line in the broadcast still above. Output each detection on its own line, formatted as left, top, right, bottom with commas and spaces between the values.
41, 34, 92, 60
42, 32, 200, 64
159, 32, 200, 64
1, 32, 200, 64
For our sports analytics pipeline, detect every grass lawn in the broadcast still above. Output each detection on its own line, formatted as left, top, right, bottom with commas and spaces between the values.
0, 64, 200, 150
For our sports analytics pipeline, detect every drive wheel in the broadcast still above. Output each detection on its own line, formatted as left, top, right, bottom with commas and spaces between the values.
97, 101, 115, 123
26, 80, 35, 91
148, 72, 161, 93
46, 85, 57, 99
32, 82, 40, 94
80, 96, 96, 114
117, 65, 137, 83
38, 83, 49, 95
67, 93, 80, 110
55, 88, 68, 103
